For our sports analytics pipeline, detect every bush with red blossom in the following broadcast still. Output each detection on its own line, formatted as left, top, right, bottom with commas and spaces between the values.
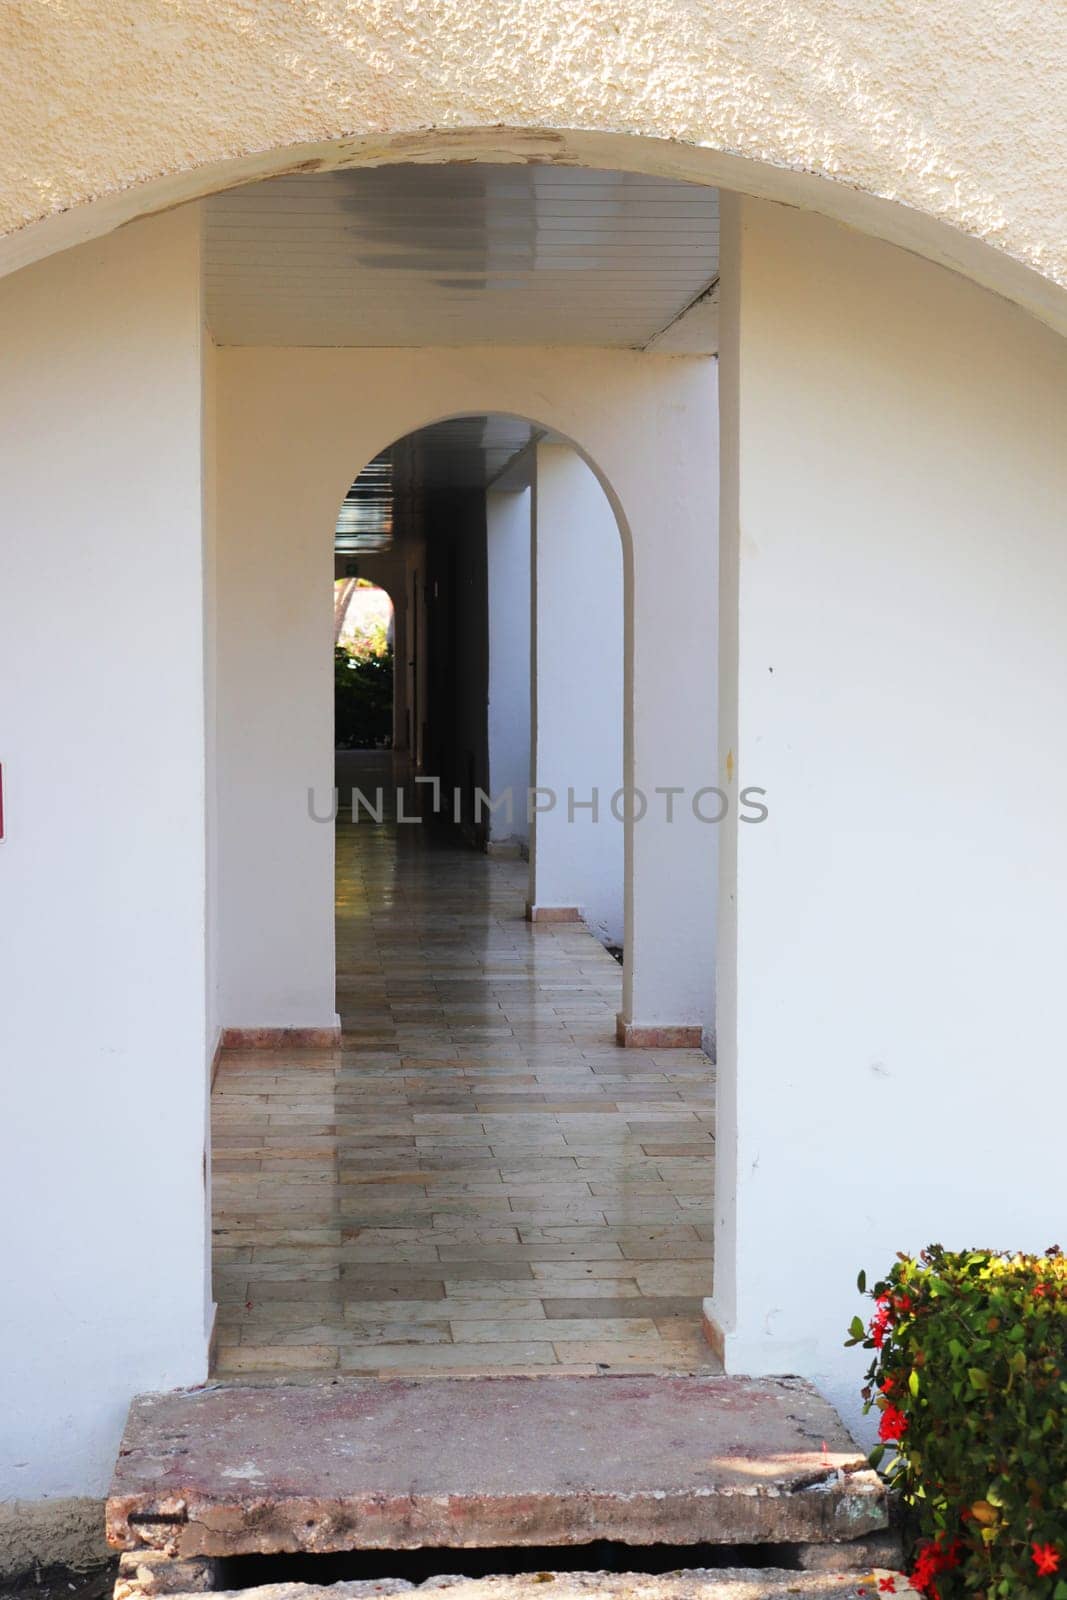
846, 1245, 1065, 1599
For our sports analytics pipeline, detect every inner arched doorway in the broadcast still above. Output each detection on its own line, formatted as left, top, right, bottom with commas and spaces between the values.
331, 412, 629, 946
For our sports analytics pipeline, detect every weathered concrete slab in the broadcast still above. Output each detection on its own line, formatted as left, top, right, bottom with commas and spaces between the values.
107, 1377, 886, 1557
147, 1574, 914, 1600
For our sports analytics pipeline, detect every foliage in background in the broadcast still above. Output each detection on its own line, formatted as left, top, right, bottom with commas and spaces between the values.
334, 579, 394, 747
846, 1246, 1065, 1600
335, 645, 393, 748
335, 577, 392, 653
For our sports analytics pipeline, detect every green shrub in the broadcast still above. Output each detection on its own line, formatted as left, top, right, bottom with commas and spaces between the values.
846, 1246, 1065, 1599
334, 645, 393, 748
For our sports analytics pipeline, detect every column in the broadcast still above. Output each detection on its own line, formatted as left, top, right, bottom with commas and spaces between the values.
486, 486, 532, 855
0, 209, 211, 1499
529, 444, 625, 948
709, 193, 1067, 1439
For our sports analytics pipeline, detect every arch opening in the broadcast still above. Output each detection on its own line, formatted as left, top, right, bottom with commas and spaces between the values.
204, 159, 722, 1383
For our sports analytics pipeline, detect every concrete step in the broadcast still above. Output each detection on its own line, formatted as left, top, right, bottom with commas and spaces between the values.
106, 1376, 888, 1560
116, 1574, 915, 1600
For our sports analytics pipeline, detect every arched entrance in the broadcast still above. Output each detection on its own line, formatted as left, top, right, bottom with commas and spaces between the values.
4, 105, 1067, 1516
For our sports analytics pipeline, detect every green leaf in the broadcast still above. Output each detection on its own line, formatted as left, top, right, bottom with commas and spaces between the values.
908, 1369, 920, 1397
849, 1315, 866, 1341
968, 1368, 989, 1390
857, 1270, 867, 1293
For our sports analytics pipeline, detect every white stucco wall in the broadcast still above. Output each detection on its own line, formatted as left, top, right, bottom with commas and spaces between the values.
486, 487, 532, 851
711, 194, 1067, 1438
0, 210, 212, 1500
530, 446, 624, 945
203, 332, 220, 1053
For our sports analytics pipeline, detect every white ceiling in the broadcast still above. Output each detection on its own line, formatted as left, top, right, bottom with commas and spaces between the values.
205, 166, 719, 350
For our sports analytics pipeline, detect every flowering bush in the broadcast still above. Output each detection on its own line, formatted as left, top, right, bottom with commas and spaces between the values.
846, 1246, 1065, 1599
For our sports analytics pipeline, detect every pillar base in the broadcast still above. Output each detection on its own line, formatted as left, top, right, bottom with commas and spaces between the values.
701, 1306, 727, 1365
615, 1015, 704, 1049
701, 1297, 824, 1376
220, 1025, 341, 1050
486, 839, 527, 860
526, 903, 582, 923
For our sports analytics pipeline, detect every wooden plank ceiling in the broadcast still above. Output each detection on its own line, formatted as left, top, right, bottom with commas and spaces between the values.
205, 165, 719, 351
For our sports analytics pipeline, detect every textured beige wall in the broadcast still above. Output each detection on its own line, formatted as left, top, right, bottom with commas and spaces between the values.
2, 1, 1066, 330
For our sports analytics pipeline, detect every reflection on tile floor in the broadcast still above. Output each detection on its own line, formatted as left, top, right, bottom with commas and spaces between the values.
212, 799, 719, 1378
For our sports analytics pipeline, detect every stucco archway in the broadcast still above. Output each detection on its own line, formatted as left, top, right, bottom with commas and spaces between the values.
5, 126, 1066, 339
3, 0, 1067, 330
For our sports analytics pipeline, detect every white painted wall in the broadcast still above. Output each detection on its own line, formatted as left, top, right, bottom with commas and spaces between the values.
712, 194, 1067, 1440
530, 447, 624, 944
0, 211, 211, 1499
204, 332, 220, 1054
212, 348, 718, 1041
486, 487, 532, 852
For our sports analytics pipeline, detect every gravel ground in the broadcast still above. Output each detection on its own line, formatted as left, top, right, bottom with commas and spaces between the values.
0, 1561, 117, 1600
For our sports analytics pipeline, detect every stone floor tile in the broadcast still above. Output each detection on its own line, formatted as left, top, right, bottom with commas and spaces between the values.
210, 796, 718, 1380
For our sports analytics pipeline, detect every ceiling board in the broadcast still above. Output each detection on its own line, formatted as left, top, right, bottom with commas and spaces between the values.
205, 166, 719, 350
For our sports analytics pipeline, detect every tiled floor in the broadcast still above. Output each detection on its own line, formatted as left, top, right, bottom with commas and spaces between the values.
212, 772, 718, 1378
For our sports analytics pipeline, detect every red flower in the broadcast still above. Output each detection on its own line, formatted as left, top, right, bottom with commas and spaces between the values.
911, 1537, 960, 1596
1032, 1544, 1061, 1578
941, 1541, 963, 1571
910, 1551, 940, 1600
878, 1403, 908, 1442
869, 1296, 892, 1349
878, 1579, 896, 1593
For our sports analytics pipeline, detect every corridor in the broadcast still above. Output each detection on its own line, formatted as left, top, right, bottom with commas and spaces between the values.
211, 789, 718, 1378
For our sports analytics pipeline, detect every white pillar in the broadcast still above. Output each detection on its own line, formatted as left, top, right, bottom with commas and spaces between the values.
620, 370, 719, 1048
215, 361, 338, 1034
710, 194, 1067, 1437
486, 486, 532, 854
0, 210, 211, 1498
529, 444, 624, 946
